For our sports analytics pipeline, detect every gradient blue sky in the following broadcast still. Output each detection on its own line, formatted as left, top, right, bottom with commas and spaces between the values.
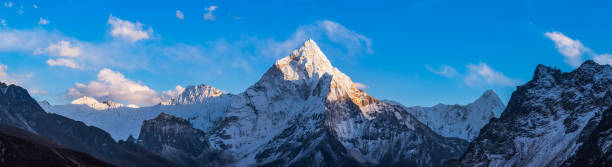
0, 0, 611, 107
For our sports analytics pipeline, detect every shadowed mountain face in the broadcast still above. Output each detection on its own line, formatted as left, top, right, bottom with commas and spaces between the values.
562, 106, 612, 166
455, 61, 612, 166
0, 82, 176, 167
0, 124, 113, 167
136, 113, 233, 167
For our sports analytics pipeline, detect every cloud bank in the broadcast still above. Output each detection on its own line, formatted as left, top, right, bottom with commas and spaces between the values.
67, 68, 161, 106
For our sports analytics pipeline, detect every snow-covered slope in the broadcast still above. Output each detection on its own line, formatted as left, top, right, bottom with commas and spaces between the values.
41, 86, 234, 140
456, 61, 612, 166
208, 39, 468, 166
388, 90, 505, 141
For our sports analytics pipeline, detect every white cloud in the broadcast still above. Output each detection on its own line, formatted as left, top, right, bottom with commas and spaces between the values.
354, 82, 368, 89
17, 6, 23, 15
0, 28, 153, 70
546, 31, 612, 67
38, 17, 49, 25
67, 68, 161, 106
203, 5, 218, 21
0, 63, 32, 85
33, 4, 38, 9
319, 20, 373, 54
464, 62, 515, 87
545, 31, 589, 68
107, 15, 153, 42
263, 20, 372, 59
3, 2, 12, 7
46, 58, 81, 69
426, 65, 457, 78
161, 85, 185, 100
30, 89, 48, 95
0, 64, 7, 77
0, 18, 6, 26
176, 10, 184, 20
594, 54, 612, 66
35, 40, 80, 57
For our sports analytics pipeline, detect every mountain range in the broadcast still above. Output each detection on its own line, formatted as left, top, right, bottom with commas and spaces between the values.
1, 40, 611, 166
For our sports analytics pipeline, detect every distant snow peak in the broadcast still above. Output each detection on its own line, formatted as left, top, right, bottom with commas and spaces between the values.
392, 90, 506, 141
70, 96, 125, 110
472, 89, 503, 106
161, 84, 225, 105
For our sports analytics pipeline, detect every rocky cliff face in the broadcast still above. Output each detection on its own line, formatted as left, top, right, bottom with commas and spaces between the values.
561, 106, 612, 166
136, 112, 232, 167
208, 40, 469, 166
0, 82, 176, 167
455, 61, 612, 166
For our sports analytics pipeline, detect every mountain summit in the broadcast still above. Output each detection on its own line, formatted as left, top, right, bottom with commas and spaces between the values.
209, 40, 468, 166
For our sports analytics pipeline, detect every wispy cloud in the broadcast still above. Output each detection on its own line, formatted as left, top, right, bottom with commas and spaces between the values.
262, 20, 372, 59
17, 5, 24, 15
107, 15, 153, 42
0, 19, 6, 26
30, 89, 48, 95
38, 17, 50, 25
46, 58, 81, 69
67, 68, 161, 106
3, 2, 12, 7
594, 54, 612, 66
545, 31, 612, 67
0, 63, 33, 85
35, 40, 80, 57
161, 85, 184, 100
545, 31, 589, 67
354, 82, 368, 89
425, 65, 457, 78
464, 62, 515, 87
176, 10, 184, 20
203, 5, 218, 21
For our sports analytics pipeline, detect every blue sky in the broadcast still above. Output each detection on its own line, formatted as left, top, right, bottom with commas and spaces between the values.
0, 0, 611, 107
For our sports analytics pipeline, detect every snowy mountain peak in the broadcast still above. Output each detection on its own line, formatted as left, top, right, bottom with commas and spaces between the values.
273, 39, 335, 81
38, 100, 51, 107
161, 84, 226, 105
576, 60, 611, 74
70, 96, 124, 110
533, 64, 561, 81
471, 89, 504, 107
71, 96, 101, 105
